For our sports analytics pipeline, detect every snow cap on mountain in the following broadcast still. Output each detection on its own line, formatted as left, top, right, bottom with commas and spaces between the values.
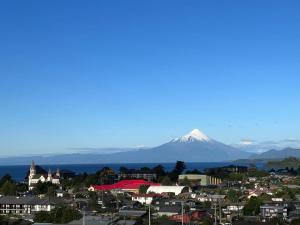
173, 129, 211, 143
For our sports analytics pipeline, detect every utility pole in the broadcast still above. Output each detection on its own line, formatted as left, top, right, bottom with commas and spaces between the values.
148, 204, 151, 225
181, 202, 184, 225
214, 202, 217, 225
82, 207, 85, 225
219, 199, 222, 224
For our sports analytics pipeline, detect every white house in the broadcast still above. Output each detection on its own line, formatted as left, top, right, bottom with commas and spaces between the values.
131, 193, 161, 205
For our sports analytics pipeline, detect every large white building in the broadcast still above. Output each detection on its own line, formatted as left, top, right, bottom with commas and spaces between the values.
147, 185, 190, 196
28, 161, 60, 190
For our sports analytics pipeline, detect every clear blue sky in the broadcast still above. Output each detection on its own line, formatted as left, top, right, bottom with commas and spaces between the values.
1, 1, 300, 155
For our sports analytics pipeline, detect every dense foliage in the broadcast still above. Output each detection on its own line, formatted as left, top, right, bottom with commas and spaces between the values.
243, 196, 262, 216
34, 206, 82, 224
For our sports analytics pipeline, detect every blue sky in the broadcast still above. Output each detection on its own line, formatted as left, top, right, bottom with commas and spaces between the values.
1, 1, 300, 155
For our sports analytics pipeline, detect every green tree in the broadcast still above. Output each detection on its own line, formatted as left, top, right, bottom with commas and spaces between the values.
34, 211, 52, 223
0, 180, 17, 195
181, 177, 191, 187
152, 165, 166, 179
160, 176, 172, 185
291, 218, 300, 225
96, 167, 115, 185
228, 173, 245, 181
202, 218, 213, 225
243, 197, 262, 216
0, 174, 13, 186
173, 161, 186, 175
227, 189, 240, 203
35, 181, 58, 195
34, 206, 82, 224
139, 185, 150, 194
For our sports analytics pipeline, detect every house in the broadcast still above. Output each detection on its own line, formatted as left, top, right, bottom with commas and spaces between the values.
28, 161, 60, 190
178, 174, 222, 186
131, 193, 161, 205
289, 203, 300, 220
152, 199, 196, 217
56, 188, 66, 198
119, 169, 157, 181
147, 186, 190, 196
154, 204, 181, 216
170, 210, 206, 223
226, 205, 244, 212
260, 202, 289, 220
88, 179, 160, 193
0, 196, 66, 215
196, 194, 226, 202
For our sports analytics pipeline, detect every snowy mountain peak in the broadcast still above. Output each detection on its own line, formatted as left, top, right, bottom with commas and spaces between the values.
173, 129, 211, 143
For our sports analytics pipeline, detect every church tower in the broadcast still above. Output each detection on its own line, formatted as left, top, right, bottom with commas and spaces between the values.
47, 168, 52, 182
29, 161, 36, 178
28, 161, 36, 188
56, 168, 60, 177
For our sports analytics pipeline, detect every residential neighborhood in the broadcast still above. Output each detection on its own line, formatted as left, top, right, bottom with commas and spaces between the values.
1, 160, 300, 225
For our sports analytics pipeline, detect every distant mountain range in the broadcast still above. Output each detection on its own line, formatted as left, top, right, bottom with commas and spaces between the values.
0, 129, 250, 165
250, 147, 300, 160
1, 129, 300, 165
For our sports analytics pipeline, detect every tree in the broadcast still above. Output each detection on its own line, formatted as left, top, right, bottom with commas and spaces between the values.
291, 218, 300, 225
173, 161, 186, 175
96, 167, 115, 184
152, 165, 166, 179
139, 185, 150, 194
185, 169, 201, 174
35, 181, 58, 196
202, 218, 213, 225
169, 161, 186, 182
160, 176, 172, 185
227, 189, 240, 203
0, 180, 17, 195
34, 211, 52, 223
140, 167, 151, 172
0, 174, 13, 186
243, 197, 262, 216
181, 177, 191, 187
34, 206, 82, 224
119, 167, 129, 173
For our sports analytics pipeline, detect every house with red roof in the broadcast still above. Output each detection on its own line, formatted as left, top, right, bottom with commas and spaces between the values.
88, 179, 160, 193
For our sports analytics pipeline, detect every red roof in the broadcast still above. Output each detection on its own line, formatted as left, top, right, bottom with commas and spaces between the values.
90, 179, 160, 191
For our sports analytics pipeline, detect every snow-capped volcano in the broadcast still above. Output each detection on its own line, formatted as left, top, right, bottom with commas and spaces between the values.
173, 129, 211, 143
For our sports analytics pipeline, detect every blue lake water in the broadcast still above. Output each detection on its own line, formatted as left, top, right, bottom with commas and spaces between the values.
0, 162, 263, 181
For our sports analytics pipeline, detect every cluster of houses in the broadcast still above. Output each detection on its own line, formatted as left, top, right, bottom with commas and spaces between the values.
0, 196, 66, 215
2, 161, 300, 224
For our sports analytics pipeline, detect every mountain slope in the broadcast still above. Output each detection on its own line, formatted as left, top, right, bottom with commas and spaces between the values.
250, 147, 300, 159
0, 129, 251, 164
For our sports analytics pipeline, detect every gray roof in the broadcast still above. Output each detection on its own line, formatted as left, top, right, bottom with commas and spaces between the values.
0, 196, 66, 206
157, 205, 181, 213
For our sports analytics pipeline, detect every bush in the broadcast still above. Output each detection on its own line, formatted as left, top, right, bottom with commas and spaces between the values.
34, 206, 82, 224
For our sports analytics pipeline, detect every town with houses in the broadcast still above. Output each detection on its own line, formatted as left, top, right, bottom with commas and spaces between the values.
1, 160, 300, 225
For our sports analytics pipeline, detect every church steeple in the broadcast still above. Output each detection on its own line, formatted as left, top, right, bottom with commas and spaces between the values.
29, 161, 36, 177
56, 168, 60, 177
47, 168, 52, 181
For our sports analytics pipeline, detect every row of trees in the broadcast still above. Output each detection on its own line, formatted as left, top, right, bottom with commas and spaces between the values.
61, 161, 187, 191
34, 206, 82, 224
0, 174, 27, 195
0, 215, 31, 225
